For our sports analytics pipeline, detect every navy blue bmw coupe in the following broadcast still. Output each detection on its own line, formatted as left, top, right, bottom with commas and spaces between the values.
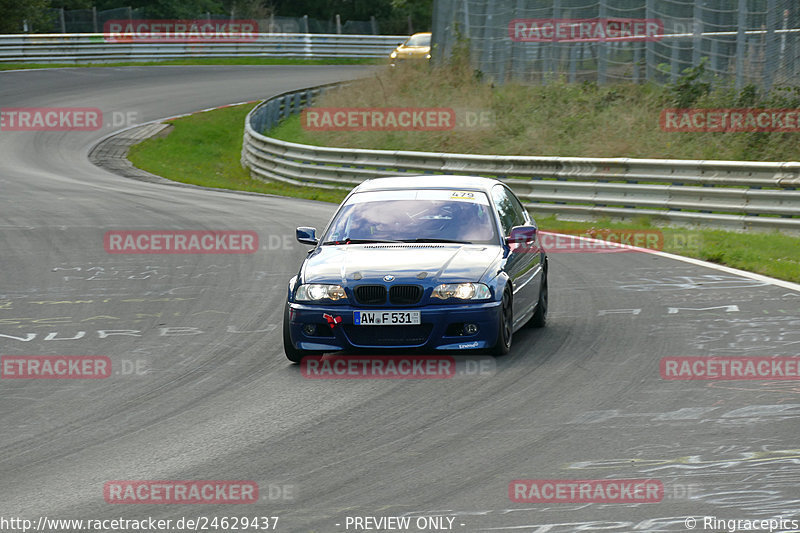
283, 176, 548, 362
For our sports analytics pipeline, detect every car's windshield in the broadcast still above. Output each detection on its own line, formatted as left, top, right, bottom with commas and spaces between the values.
322, 189, 497, 244
405, 34, 431, 47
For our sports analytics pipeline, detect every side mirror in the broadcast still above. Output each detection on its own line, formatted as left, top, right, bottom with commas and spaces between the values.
296, 227, 318, 246
506, 225, 538, 247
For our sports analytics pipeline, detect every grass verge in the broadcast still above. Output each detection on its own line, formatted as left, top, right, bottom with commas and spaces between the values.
127, 102, 347, 204
128, 102, 800, 283
267, 60, 800, 162
532, 216, 800, 283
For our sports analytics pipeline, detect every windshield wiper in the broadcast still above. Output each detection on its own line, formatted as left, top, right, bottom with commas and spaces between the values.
400, 238, 472, 244
321, 238, 403, 245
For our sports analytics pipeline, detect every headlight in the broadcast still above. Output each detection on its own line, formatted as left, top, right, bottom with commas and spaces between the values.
296, 284, 347, 301
432, 283, 491, 300
425, 53, 431, 59
390, 51, 397, 58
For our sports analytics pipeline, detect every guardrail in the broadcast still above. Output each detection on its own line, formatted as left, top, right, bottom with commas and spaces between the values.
0, 33, 407, 63
241, 84, 800, 231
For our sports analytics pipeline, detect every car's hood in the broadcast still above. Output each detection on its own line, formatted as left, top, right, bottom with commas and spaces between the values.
302, 243, 501, 285
395, 46, 429, 57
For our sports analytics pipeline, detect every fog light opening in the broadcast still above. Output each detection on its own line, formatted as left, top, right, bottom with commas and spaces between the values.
303, 324, 317, 336
463, 323, 479, 335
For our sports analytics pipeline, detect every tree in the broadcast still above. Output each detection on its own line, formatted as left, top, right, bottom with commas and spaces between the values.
49, 0, 93, 8
0, 0, 53, 32
390, 0, 432, 32
220, 0, 272, 19
93, 0, 226, 18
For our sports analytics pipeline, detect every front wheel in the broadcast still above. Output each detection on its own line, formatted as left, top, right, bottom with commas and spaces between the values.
283, 304, 311, 363
490, 290, 513, 356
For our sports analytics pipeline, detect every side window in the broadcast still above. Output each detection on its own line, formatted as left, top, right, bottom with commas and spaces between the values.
507, 188, 529, 226
491, 185, 526, 235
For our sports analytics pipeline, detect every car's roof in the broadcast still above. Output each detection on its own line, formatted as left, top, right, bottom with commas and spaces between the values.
353, 175, 503, 194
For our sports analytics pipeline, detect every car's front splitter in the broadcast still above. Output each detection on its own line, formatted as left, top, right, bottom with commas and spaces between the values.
287, 301, 502, 352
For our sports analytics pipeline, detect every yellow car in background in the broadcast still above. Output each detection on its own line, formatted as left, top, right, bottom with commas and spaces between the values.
390, 32, 431, 66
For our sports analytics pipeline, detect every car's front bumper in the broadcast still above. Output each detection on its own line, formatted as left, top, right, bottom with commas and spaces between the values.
287, 301, 502, 352
389, 54, 430, 67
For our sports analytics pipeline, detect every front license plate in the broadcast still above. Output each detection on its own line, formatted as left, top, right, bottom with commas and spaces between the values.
354, 310, 421, 325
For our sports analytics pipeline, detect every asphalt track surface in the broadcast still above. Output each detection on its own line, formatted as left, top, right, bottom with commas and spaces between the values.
1, 65, 799, 533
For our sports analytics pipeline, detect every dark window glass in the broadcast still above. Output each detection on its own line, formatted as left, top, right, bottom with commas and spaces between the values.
492, 186, 526, 235
323, 192, 497, 244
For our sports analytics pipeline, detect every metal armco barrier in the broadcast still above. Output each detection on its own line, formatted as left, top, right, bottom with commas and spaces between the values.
242, 85, 800, 231
0, 33, 407, 63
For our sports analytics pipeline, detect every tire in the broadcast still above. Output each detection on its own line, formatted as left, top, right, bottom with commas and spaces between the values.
490, 290, 513, 356
283, 303, 310, 363
529, 267, 548, 328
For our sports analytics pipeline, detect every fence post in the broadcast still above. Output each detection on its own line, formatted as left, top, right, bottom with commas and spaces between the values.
763, 0, 778, 91
279, 96, 288, 119
496, 9, 505, 83
569, 44, 578, 83
463, 0, 470, 38
548, 0, 560, 83
127, 6, 132, 21
645, 0, 654, 82
92, 6, 98, 32
692, 0, 702, 66
735, 0, 747, 90
709, 39, 719, 73
293, 92, 302, 114
670, 39, 680, 83
430, 0, 444, 64
788, 12, 797, 81
303, 15, 309, 34
336, 14, 341, 34
780, 7, 788, 68
408, 15, 413, 34
597, 0, 607, 84
482, 0, 495, 82
510, 0, 524, 81
270, 99, 279, 128
370, 16, 378, 35
59, 8, 66, 33
495, 3, 508, 83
